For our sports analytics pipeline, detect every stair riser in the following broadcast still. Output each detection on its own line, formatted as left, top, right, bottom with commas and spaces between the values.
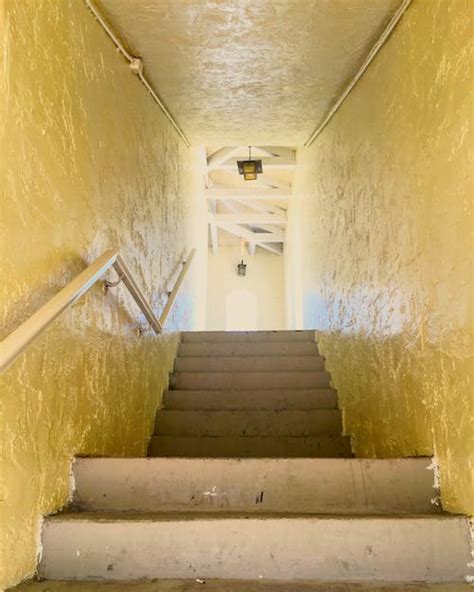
154, 410, 342, 437
148, 436, 352, 458
182, 331, 315, 343
175, 356, 325, 372
178, 342, 320, 357
163, 389, 338, 410
73, 458, 439, 514
171, 372, 331, 390
40, 516, 470, 582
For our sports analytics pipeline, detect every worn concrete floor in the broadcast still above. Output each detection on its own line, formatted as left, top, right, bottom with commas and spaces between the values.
10, 580, 472, 591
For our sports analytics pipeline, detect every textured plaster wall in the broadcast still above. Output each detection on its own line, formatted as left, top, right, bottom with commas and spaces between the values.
207, 247, 285, 331
285, 0, 473, 515
0, 0, 207, 588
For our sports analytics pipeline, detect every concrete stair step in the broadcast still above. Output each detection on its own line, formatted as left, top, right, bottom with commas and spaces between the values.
181, 330, 315, 343
73, 457, 441, 514
174, 355, 325, 372
11, 579, 474, 591
154, 410, 342, 437
163, 388, 338, 410
170, 371, 331, 390
148, 435, 352, 458
178, 341, 320, 357
39, 512, 470, 582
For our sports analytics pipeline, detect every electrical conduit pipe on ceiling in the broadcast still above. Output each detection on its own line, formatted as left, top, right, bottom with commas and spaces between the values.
83, 0, 191, 148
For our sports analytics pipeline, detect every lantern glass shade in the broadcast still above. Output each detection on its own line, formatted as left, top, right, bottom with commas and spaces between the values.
237, 260, 247, 276
237, 159, 263, 181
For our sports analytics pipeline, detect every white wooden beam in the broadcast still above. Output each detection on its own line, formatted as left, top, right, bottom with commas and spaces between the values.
220, 199, 242, 214
207, 146, 244, 170
255, 146, 296, 160
209, 199, 218, 255
238, 200, 287, 215
211, 213, 286, 225
206, 188, 290, 201
197, 145, 210, 189
248, 241, 256, 256
253, 174, 291, 191
216, 222, 284, 244
215, 224, 283, 255
252, 146, 279, 158
249, 227, 285, 242
252, 242, 283, 255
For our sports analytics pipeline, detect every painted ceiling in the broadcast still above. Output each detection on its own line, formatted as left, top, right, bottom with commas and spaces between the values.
96, 0, 403, 145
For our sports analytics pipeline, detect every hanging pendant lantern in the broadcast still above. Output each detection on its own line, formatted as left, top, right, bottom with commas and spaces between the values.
237, 146, 263, 181
237, 260, 247, 276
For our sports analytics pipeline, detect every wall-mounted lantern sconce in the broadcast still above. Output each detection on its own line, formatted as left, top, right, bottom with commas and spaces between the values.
237, 146, 263, 181
237, 260, 247, 276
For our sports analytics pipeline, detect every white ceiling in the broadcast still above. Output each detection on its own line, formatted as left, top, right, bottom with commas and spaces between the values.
96, 0, 403, 145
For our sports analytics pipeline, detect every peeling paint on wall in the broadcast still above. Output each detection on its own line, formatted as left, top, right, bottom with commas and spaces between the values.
0, 0, 206, 588
286, 0, 473, 516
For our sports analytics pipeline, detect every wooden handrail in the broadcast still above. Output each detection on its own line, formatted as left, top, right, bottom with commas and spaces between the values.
0, 248, 196, 373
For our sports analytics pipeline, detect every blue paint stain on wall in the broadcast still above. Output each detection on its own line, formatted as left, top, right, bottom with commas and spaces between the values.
303, 292, 329, 330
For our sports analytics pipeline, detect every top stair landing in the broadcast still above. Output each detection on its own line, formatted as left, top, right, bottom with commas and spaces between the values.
178, 330, 321, 357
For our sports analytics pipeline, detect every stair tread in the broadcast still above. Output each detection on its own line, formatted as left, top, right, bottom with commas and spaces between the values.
47, 510, 463, 522
72, 455, 439, 515
13, 580, 472, 591
154, 409, 342, 437
150, 435, 349, 440
173, 370, 328, 374
177, 355, 324, 359
156, 409, 340, 414
74, 456, 432, 464
149, 435, 356, 459
166, 388, 336, 393
40, 505, 470, 582
174, 356, 326, 372
170, 371, 331, 390
163, 389, 338, 410
178, 342, 321, 357
182, 331, 315, 340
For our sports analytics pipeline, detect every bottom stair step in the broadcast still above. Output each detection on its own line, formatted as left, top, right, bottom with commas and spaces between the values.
148, 436, 352, 458
11, 579, 474, 591
39, 513, 470, 582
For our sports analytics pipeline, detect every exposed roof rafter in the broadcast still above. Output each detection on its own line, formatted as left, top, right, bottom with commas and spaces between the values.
205, 146, 294, 255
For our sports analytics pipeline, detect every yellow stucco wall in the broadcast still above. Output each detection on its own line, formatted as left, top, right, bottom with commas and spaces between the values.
286, 0, 473, 515
0, 1, 207, 588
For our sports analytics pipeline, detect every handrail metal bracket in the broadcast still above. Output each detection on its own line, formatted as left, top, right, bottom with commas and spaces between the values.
103, 273, 124, 290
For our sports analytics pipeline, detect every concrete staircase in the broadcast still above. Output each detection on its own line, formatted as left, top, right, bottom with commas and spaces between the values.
37, 331, 471, 587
